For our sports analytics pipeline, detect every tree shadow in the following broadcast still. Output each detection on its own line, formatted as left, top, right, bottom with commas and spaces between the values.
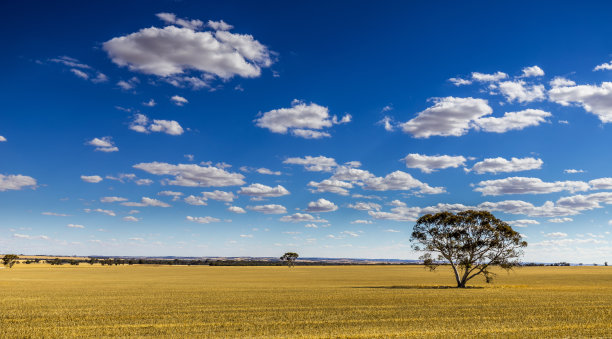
352, 285, 485, 290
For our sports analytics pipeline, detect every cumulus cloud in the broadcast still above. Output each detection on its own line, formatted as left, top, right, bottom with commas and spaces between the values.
0, 174, 37, 191
238, 183, 290, 198
347, 202, 381, 211
594, 61, 612, 71
255, 100, 351, 139
203, 190, 236, 202
103, 15, 273, 85
67, 224, 85, 229
520, 66, 544, 78
548, 217, 573, 223
283, 155, 337, 172
498, 80, 546, 103
228, 206, 246, 214
363, 170, 445, 194
81, 175, 103, 183
171, 95, 188, 106
129, 114, 184, 135
402, 153, 466, 173
308, 179, 353, 195
133, 162, 245, 187
186, 216, 221, 224
248, 204, 287, 214
84, 208, 116, 216
545, 232, 568, 238
473, 177, 590, 196
207, 20, 233, 31
158, 190, 184, 201
280, 213, 328, 223
589, 178, 612, 190
400, 97, 493, 138
507, 219, 540, 228
121, 197, 171, 207
100, 196, 127, 203
87, 137, 118, 152
564, 169, 585, 174
474, 109, 551, 133
548, 82, 612, 123
184, 195, 207, 206
351, 219, 373, 224
549, 77, 576, 88
467, 157, 543, 174
256, 168, 281, 175
306, 198, 338, 213
123, 216, 140, 222
0, 135, 6, 142
448, 77, 472, 86
331, 166, 375, 182
471, 71, 508, 82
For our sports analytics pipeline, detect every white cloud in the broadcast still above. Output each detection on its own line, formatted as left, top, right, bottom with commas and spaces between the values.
135, 179, 153, 186
186, 216, 221, 224
545, 232, 568, 238
348, 202, 381, 211
184, 195, 207, 206
308, 179, 353, 196
473, 177, 590, 196
84, 208, 116, 216
548, 82, 612, 123
594, 61, 612, 71
87, 137, 118, 152
70, 68, 89, 80
81, 175, 103, 183
117, 80, 134, 90
248, 204, 287, 214
400, 97, 493, 138
158, 191, 184, 201
498, 80, 546, 103
227, 206, 246, 214
548, 217, 573, 223
564, 169, 585, 174
123, 216, 140, 222
256, 168, 281, 175
280, 213, 328, 223
306, 198, 338, 213
331, 166, 375, 182
130, 114, 184, 136
363, 170, 445, 194
378, 116, 396, 131
103, 18, 273, 82
448, 77, 472, 86
50, 56, 91, 69
203, 190, 236, 202
67, 224, 85, 229
0, 136, 6, 142
507, 219, 540, 228
156, 12, 204, 30
589, 178, 612, 190
42, 212, 69, 217
255, 100, 350, 138
100, 196, 127, 203
133, 162, 245, 187
549, 77, 576, 88
467, 157, 543, 174
171, 95, 188, 106
0, 174, 37, 191
238, 183, 290, 197
351, 219, 373, 224
143, 99, 156, 107
385, 229, 401, 233
122, 197, 171, 207
474, 109, 551, 133
207, 20, 233, 31
389, 200, 406, 207
520, 66, 544, 78
471, 71, 508, 82
402, 153, 466, 173
283, 156, 337, 172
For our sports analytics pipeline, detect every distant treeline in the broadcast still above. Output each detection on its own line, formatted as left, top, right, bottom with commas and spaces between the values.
21, 257, 421, 266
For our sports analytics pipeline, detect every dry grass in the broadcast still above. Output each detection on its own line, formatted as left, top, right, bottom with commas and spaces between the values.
1, 264, 611, 338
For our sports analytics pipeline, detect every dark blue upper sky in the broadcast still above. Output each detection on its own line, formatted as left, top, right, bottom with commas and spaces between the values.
1, 1, 612, 261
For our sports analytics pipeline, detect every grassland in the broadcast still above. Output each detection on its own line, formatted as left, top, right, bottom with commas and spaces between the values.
1, 264, 611, 338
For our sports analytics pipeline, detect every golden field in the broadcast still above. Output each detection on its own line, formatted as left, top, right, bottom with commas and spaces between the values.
1, 264, 611, 338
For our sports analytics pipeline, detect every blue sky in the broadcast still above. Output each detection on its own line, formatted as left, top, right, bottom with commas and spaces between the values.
1, 1, 612, 262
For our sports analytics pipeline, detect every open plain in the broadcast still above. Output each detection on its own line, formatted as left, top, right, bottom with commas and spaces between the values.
1, 264, 611, 338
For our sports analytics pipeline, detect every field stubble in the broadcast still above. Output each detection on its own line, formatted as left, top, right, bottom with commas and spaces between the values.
1, 265, 611, 338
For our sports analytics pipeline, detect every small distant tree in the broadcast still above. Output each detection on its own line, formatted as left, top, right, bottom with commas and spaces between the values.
605, 262, 608, 267
280, 252, 299, 268
2, 254, 19, 268
411, 210, 527, 288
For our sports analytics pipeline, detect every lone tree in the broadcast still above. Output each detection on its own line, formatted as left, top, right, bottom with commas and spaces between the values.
2, 254, 19, 268
280, 252, 299, 268
411, 210, 527, 288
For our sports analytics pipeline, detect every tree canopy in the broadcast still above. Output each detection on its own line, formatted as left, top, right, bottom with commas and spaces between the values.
2, 254, 19, 268
410, 210, 527, 288
280, 252, 299, 268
